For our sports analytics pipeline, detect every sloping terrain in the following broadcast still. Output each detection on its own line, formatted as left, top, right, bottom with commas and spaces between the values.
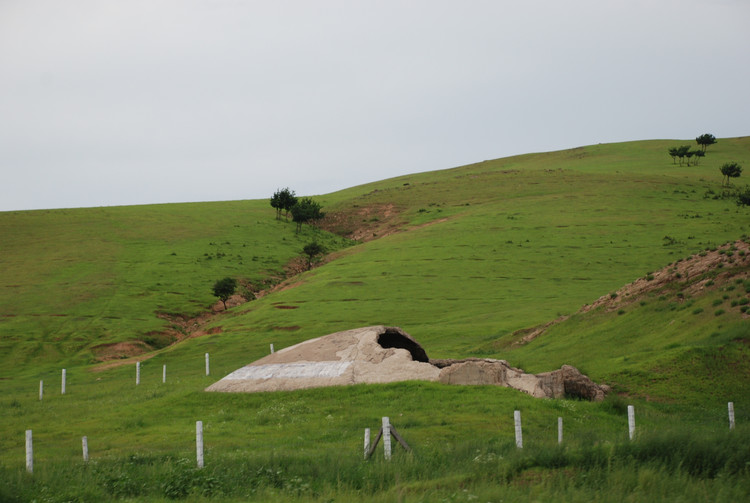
1, 137, 749, 501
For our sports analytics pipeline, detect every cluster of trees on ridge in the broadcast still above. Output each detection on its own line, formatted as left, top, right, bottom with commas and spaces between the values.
270, 187, 325, 232
668, 133, 716, 166
668, 133, 744, 189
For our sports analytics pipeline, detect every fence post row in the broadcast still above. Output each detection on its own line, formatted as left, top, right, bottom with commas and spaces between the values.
558, 417, 563, 445
728, 402, 735, 430
82, 436, 89, 462
163, 364, 166, 384
136, 361, 141, 386
205, 353, 210, 376
61, 369, 66, 395
39, 380, 43, 401
363, 428, 370, 460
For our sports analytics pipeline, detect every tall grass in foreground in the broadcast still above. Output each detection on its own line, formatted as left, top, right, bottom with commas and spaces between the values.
3, 427, 748, 502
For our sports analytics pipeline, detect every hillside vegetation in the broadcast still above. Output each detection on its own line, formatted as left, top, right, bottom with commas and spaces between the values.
1, 137, 749, 501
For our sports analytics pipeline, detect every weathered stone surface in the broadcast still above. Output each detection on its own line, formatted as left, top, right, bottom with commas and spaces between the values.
437, 359, 607, 401
206, 326, 608, 400
205, 326, 440, 393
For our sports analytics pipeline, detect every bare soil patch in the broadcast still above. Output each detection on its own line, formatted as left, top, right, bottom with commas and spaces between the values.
514, 239, 750, 345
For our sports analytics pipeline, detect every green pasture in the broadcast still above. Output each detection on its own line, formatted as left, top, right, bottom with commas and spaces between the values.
0, 201, 351, 371
1, 137, 749, 500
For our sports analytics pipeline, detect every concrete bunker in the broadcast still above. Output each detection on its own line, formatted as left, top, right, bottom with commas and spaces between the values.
206, 325, 609, 400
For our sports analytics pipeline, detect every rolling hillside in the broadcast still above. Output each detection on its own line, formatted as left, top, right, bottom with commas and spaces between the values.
1, 137, 749, 501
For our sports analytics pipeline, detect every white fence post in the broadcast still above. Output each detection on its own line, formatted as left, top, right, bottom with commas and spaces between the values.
514, 410, 523, 449
61, 369, 66, 395
39, 380, 43, 401
628, 405, 635, 440
364, 428, 371, 460
270, 343, 275, 354
163, 364, 166, 384
82, 436, 89, 462
25, 430, 33, 474
382, 417, 392, 460
136, 361, 140, 385
205, 353, 210, 376
558, 417, 563, 445
728, 402, 735, 430
196, 421, 204, 468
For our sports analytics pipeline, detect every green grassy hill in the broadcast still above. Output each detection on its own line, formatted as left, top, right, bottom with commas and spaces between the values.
1, 137, 749, 501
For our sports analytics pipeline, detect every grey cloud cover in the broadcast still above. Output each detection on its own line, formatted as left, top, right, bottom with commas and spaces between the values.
1, 0, 748, 211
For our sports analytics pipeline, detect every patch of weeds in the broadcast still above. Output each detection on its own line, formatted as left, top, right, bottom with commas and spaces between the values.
712, 299, 723, 307
692, 308, 704, 315
714, 309, 725, 316
617, 309, 625, 315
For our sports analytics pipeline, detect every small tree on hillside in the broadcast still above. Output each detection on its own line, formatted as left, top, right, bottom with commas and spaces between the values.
270, 188, 298, 221
737, 186, 750, 207
302, 242, 326, 270
279, 188, 298, 221
291, 197, 324, 233
212, 277, 237, 310
720, 162, 742, 187
696, 133, 717, 153
668, 147, 679, 164
270, 189, 283, 220
676, 145, 691, 166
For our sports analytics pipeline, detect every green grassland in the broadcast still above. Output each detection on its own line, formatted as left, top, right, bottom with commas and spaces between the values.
1, 137, 749, 501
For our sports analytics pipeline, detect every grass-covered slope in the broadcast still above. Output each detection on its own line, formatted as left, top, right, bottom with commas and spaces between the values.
1, 137, 749, 501
194, 138, 749, 369
0, 202, 351, 372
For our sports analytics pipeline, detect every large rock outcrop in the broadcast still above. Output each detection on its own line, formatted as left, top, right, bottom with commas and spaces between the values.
206, 326, 609, 400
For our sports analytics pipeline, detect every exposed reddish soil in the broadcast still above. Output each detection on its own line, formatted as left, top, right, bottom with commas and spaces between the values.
513, 239, 750, 345
581, 239, 750, 313
318, 203, 404, 241
91, 341, 152, 362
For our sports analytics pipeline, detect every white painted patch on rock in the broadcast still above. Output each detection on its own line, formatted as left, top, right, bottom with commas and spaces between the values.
223, 361, 352, 380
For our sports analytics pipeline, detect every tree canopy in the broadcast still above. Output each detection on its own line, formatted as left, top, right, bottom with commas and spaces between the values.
667, 145, 703, 166
270, 188, 298, 221
302, 242, 326, 270
212, 277, 237, 310
291, 197, 324, 232
720, 162, 742, 186
695, 133, 717, 153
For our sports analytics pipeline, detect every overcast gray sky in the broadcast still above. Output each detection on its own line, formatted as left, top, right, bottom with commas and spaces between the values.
1, 0, 748, 212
